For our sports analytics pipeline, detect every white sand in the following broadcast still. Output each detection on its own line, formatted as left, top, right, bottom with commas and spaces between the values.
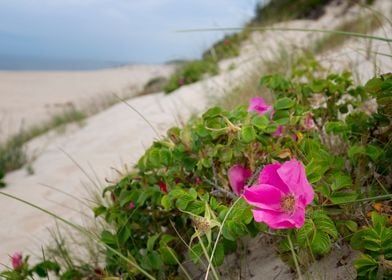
0, 65, 174, 141
0, 0, 391, 274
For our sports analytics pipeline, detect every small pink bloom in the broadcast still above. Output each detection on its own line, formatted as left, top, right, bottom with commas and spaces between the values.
228, 164, 252, 196
243, 159, 314, 229
128, 202, 135, 209
272, 125, 284, 137
304, 112, 315, 129
248, 97, 272, 115
159, 181, 168, 193
11, 252, 23, 270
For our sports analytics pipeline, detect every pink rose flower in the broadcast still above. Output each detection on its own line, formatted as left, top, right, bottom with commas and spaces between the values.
11, 252, 23, 270
128, 202, 135, 209
304, 112, 315, 129
228, 164, 252, 196
243, 159, 314, 229
248, 97, 272, 115
272, 125, 284, 137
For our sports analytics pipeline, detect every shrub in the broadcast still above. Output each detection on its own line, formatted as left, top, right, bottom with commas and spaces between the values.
163, 59, 219, 93
92, 61, 392, 278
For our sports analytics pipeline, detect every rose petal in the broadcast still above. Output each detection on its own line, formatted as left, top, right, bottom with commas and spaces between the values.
243, 184, 284, 211
248, 97, 272, 115
272, 125, 284, 137
277, 159, 314, 206
258, 163, 289, 193
228, 164, 251, 196
252, 205, 305, 229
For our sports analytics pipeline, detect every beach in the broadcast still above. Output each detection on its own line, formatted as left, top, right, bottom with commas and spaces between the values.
0, 65, 174, 141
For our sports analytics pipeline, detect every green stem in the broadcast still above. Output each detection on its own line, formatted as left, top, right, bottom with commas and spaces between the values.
288, 234, 303, 280
204, 197, 242, 280
323, 194, 392, 207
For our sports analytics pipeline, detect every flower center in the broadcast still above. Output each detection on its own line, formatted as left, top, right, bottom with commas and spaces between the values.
281, 194, 296, 213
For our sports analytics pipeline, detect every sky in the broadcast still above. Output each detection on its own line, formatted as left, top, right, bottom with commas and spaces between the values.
0, 0, 260, 68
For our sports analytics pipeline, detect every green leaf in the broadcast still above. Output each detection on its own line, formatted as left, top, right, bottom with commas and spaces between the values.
274, 97, 295, 110
92, 205, 106, 217
146, 251, 163, 270
365, 145, 383, 161
159, 149, 172, 166
330, 191, 358, 204
186, 201, 205, 215
148, 148, 161, 167
365, 77, 383, 93
32, 261, 61, 277
331, 174, 352, 191
176, 192, 194, 210
371, 212, 388, 231
251, 115, 269, 130
311, 231, 331, 255
147, 234, 160, 252
354, 254, 378, 278
325, 121, 347, 134
351, 229, 366, 250
348, 145, 366, 161
241, 125, 256, 143
272, 110, 290, 125
189, 243, 203, 264
202, 106, 224, 119
161, 194, 172, 210
101, 230, 117, 246
344, 220, 358, 233
297, 219, 314, 247
212, 243, 225, 267
117, 225, 131, 244
313, 211, 338, 240
160, 246, 179, 265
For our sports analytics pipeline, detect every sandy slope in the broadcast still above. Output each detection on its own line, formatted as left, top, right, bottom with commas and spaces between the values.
0, 0, 391, 277
0, 65, 174, 141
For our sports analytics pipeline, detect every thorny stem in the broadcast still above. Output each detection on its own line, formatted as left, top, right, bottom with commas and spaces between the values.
247, 164, 264, 187
203, 177, 237, 200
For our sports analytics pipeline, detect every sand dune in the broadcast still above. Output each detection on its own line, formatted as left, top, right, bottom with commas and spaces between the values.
0, 65, 174, 141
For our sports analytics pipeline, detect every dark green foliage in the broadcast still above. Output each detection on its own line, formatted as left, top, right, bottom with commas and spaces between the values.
251, 0, 333, 26
352, 212, 392, 279
202, 32, 249, 61
164, 59, 219, 93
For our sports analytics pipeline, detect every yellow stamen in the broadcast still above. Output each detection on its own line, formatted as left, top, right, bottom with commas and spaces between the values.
281, 194, 296, 213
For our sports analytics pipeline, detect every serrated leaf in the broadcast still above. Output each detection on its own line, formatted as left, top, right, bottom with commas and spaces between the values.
313, 212, 338, 240
241, 125, 256, 143
147, 234, 160, 252
365, 145, 383, 161
311, 231, 331, 255
176, 193, 194, 210
330, 191, 357, 204
274, 97, 295, 110
325, 121, 347, 134
186, 200, 205, 215
297, 219, 314, 247
161, 194, 172, 210
252, 115, 269, 130
331, 174, 352, 191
